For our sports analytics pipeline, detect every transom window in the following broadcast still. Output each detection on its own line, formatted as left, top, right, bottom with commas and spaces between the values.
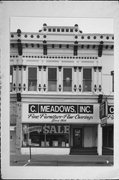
28, 67, 37, 91
83, 68, 92, 92
48, 68, 57, 91
63, 68, 72, 92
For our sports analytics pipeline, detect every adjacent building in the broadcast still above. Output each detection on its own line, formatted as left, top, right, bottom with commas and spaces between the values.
10, 24, 114, 156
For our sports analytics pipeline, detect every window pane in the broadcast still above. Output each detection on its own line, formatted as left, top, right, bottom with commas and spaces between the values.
83, 68, 92, 92
28, 67, 37, 91
48, 68, 57, 91
46, 134, 69, 147
63, 68, 72, 91
83, 68, 92, 79
22, 124, 45, 147
29, 131, 45, 147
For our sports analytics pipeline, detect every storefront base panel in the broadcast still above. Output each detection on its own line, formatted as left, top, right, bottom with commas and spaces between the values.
21, 148, 70, 155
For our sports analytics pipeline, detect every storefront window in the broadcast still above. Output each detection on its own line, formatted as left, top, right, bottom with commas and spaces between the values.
83, 68, 92, 92
63, 68, 72, 92
22, 124, 70, 148
28, 67, 37, 91
48, 68, 57, 91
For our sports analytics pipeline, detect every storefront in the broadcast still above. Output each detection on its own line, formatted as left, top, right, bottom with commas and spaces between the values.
22, 123, 98, 148
19, 103, 101, 154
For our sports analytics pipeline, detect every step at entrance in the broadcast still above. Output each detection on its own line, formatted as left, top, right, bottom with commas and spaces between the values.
102, 147, 113, 155
70, 147, 97, 155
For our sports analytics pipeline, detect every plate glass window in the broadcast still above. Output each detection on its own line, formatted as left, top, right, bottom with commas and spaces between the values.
48, 68, 57, 91
83, 68, 92, 92
63, 68, 72, 91
22, 124, 70, 148
28, 67, 37, 91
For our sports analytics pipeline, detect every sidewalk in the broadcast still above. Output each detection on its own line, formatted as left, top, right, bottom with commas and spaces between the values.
10, 153, 113, 166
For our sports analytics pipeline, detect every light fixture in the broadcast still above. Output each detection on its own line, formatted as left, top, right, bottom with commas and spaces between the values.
65, 77, 70, 84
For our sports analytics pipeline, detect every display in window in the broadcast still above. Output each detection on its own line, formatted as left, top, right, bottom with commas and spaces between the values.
22, 124, 70, 148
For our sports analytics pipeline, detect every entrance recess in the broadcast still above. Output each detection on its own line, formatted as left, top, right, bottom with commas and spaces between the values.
73, 128, 82, 148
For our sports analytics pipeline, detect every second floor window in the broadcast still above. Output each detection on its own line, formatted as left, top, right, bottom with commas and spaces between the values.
28, 67, 37, 91
63, 68, 72, 92
48, 68, 57, 91
43, 45, 47, 55
83, 68, 92, 92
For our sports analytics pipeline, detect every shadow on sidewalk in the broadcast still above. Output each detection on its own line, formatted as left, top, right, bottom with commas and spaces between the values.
10, 153, 113, 166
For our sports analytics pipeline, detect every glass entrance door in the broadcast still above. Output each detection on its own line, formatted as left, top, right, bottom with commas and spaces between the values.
73, 128, 82, 148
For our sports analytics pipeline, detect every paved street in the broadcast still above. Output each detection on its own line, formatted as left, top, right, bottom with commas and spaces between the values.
10, 153, 113, 166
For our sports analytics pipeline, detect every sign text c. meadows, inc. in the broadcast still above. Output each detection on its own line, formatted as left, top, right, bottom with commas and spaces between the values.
29, 104, 94, 114
28, 104, 94, 122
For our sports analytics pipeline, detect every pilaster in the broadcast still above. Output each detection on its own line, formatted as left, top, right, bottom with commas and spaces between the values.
16, 102, 22, 155
97, 123, 102, 155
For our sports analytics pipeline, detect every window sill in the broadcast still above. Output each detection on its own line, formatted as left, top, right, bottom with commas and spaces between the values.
10, 91, 95, 95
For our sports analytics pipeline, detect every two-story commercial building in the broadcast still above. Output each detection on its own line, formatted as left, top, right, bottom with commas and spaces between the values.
10, 24, 114, 156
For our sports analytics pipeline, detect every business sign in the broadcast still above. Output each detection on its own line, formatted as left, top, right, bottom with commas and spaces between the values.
99, 101, 108, 119
29, 104, 93, 114
78, 105, 93, 114
108, 105, 114, 114
23, 124, 70, 134
22, 103, 100, 123
27, 104, 97, 123
29, 104, 77, 114
107, 105, 114, 121
100, 104, 114, 127
101, 118, 107, 127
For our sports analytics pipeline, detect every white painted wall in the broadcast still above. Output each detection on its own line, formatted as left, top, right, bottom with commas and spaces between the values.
101, 54, 114, 94
84, 126, 97, 147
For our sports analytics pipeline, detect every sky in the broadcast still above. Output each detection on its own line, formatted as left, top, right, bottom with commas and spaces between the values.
10, 17, 113, 34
